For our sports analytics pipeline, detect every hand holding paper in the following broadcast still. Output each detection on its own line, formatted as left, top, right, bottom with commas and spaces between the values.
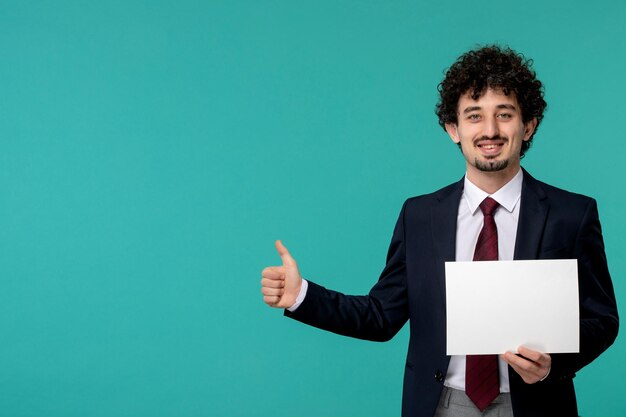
502, 346, 551, 384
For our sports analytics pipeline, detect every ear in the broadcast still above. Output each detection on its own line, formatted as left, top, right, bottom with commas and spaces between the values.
445, 123, 460, 144
523, 118, 538, 141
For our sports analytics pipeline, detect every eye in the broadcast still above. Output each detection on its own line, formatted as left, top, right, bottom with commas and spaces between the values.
466, 113, 481, 121
497, 113, 513, 119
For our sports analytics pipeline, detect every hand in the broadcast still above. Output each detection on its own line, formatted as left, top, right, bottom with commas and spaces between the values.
501, 346, 551, 384
260, 240, 303, 309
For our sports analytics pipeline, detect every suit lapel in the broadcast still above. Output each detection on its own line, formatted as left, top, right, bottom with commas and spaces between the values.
514, 169, 549, 260
432, 178, 464, 305
430, 170, 548, 304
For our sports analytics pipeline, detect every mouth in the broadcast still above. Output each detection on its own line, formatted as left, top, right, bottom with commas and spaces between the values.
475, 138, 506, 156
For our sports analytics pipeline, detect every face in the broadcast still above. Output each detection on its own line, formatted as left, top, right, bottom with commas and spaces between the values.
445, 88, 537, 182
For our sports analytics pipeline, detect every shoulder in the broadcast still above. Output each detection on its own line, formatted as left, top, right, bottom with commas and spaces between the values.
522, 170, 596, 207
393, 178, 464, 229
403, 178, 464, 209
521, 170, 600, 231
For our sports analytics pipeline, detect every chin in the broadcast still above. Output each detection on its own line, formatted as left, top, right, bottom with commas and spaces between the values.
474, 158, 509, 172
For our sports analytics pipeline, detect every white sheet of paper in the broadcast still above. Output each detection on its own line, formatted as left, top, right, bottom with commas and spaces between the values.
445, 259, 579, 355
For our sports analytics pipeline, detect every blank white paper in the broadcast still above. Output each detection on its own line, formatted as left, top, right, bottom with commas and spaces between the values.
445, 259, 579, 355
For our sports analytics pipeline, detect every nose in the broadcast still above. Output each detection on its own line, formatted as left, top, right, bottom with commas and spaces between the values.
483, 116, 500, 138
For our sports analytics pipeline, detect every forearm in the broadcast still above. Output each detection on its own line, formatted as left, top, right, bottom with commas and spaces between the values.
285, 280, 408, 342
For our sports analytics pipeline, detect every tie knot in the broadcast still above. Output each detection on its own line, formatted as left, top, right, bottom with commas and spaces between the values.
479, 197, 499, 216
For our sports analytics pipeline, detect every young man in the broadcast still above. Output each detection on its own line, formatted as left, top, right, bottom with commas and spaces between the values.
260, 45, 618, 417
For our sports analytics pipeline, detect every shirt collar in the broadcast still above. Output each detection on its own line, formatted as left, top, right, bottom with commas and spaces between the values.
463, 168, 523, 215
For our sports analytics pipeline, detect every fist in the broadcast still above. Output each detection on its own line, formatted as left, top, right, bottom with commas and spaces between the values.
261, 240, 302, 308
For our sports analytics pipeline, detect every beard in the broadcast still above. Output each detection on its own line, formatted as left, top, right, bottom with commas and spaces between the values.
472, 135, 511, 172
474, 157, 509, 172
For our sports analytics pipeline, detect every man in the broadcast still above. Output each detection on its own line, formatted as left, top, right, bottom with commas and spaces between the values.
260, 45, 618, 417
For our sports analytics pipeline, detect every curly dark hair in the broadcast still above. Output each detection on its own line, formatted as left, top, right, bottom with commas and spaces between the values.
435, 45, 547, 157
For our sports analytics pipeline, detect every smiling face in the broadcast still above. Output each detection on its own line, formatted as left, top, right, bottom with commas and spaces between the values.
445, 88, 537, 188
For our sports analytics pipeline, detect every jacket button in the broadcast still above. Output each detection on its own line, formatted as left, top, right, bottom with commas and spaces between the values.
434, 371, 444, 382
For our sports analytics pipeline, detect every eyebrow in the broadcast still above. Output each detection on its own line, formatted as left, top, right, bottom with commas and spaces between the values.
462, 104, 518, 114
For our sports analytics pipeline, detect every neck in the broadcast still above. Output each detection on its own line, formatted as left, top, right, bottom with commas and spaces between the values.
466, 164, 521, 194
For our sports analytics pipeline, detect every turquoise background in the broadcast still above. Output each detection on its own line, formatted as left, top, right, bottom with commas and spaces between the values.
1, 1, 624, 416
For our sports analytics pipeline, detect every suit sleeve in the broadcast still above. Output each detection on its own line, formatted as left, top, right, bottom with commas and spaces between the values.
548, 198, 619, 381
284, 201, 410, 342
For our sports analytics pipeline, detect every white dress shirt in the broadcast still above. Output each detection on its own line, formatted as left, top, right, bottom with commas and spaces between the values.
444, 168, 523, 393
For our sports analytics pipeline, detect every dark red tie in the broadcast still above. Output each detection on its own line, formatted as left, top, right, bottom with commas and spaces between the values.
465, 197, 500, 411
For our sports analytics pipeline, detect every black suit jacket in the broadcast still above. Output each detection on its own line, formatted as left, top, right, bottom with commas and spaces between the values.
286, 170, 619, 417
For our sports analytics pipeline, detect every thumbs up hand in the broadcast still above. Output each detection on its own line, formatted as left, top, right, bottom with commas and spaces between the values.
261, 240, 303, 308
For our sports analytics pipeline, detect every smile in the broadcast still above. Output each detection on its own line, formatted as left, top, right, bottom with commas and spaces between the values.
478, 144, 503, 149
475, 139, 506, 156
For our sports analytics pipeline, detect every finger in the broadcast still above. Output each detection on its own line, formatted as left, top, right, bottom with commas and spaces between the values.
275, 240, 296, 267
261, 266, 285, 279
508, 363, 534, 383
517, 346, 549, 365
501, 353, 541, 384
261, 278, 285, 288
504, 352, 545, 376
501, 351, 533, 370
263, 295, 280, 305
501, 351, 516, 367
506, 361, 523, 376
261, 286, 284, 296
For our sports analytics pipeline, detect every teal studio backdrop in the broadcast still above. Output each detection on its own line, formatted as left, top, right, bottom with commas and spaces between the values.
0, 1, 624, 416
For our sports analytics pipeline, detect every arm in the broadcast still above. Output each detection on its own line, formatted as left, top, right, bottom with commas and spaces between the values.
548, 198, 619, 380
505, 199, 619, 384
261, 202, 411, 342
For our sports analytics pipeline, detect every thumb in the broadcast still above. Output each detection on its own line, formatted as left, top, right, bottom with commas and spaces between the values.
275, 240, 296, 267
